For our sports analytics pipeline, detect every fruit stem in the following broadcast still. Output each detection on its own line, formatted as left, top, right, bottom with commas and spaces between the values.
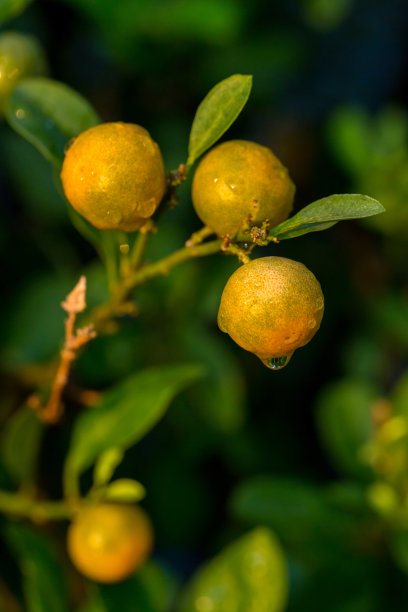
185, 225, 214, 247
129, 220, 155, 271
124, 239, 223, 289
89, 239, 223, 330
0, 490, 72, 522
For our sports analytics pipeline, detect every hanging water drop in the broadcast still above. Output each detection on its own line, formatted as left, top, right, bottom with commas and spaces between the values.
261, 355, 291, 370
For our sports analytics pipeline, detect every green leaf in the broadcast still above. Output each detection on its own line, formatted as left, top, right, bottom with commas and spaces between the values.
3, 522, 69, 612
0, 0, 33, 23
179, 527, 288, 612
93, 447, 124, 488
1, 272, 77, 370
1, 406, 43, 485
103, 479, 146, 503
187, 74, 252, 166
65, 364, 204, 488
179, 324, 246, 432
316, 378, 378, 480
268, 194, 385, 241
6, 77, 99, 168
390, 528, 408, 575
230, 477, 325, 542
228, 477, 352, 557
65, 201, 120, 282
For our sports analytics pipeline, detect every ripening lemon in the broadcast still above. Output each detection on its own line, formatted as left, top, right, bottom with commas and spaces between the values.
217, 257, 324, 369
192, 140, 295, 237
67, 503, 154, 583
0, 32, 48, 115
61, 122, 166, 231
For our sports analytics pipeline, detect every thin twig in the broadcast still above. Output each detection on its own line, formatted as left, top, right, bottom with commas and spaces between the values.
34, 276, 96, 424
185, 225, 214, 247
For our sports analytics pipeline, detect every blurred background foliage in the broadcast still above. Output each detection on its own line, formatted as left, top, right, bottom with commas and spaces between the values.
1, 0, 408, 610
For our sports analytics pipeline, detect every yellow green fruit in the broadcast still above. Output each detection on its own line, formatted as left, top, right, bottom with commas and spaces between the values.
192, 140, 295, 237
217, 256, 324, 369
67, 503, 154, 583
0, 31, 48, 115
61, 122, 166, 231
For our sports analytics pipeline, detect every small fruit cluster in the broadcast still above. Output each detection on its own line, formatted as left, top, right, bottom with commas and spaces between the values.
61, 122, 324, 369
59, 122, 324, 583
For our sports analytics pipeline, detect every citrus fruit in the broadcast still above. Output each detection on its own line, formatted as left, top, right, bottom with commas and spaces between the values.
67, 503, 154, 583
61, 122, 166, 231
191, 140, 295, 237
0, 31, 48, 115
217, 256, 324, 369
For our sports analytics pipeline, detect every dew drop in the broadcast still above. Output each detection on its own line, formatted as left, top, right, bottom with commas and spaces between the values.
64, 137, 75, 153
15, 108, 25, 119
262, 355, 290, 370
316, 297, 324, 310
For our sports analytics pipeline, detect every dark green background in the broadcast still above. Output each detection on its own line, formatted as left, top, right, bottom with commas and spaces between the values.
1, 0, 408, 610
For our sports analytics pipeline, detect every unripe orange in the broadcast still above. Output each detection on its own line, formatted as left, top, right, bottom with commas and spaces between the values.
61, 122, 166, 231
67, 503, 154, 583
217, 256, 324, 369
192, 140, 295, 237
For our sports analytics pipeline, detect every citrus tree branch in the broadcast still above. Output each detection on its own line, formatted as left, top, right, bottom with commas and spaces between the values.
0, 490, 72, 522
90, 238, 224, 329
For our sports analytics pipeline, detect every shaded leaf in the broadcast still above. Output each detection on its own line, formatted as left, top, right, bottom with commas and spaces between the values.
3, 522, 69, 612
7, 77, 99, 167
187, 74, 252, 166
1, 406, 43, 485
229, 475, 371, 589
316, 378, 378, 480
230, 476, 328, 549
390, 528, 408, 575
179, 527, 287, 612
268, 194, 385, 241
65, 364, 204, 484
0, 0, 33, 24
180, 324, 246, 432
1, 272, 76, 369
392, 372, 408, 417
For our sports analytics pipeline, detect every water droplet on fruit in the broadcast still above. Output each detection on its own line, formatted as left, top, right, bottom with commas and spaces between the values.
308, 319, 316, 329
316, 297, 324, 310
262, 355, 290, 370
64, 138, 75, 153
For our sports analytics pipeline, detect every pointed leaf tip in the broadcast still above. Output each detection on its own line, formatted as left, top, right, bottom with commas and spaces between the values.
187, 74, 253, 166
268, 194, 385, 241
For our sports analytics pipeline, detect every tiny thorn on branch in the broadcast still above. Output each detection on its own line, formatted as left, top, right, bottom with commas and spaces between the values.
33, 276, 97, 424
